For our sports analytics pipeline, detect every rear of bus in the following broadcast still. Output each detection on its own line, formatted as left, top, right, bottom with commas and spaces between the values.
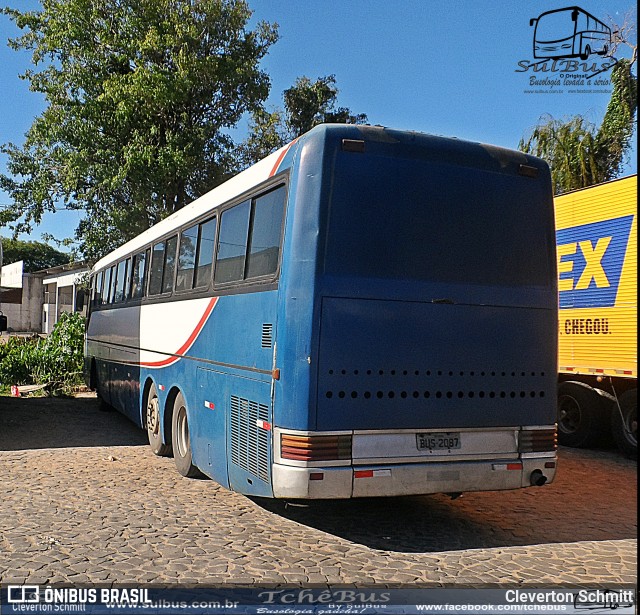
272, 125, 558, 498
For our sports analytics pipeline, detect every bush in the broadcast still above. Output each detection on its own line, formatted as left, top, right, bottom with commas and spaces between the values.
0, 312, 85, 394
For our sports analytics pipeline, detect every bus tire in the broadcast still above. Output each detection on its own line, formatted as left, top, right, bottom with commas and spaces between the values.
557, 381, 609, 448
611, 389, 637, 459
172, 392, 203, 478
146, 383, 172, 457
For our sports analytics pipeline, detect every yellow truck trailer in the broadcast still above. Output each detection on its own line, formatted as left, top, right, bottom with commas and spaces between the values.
555, 175, 637, 457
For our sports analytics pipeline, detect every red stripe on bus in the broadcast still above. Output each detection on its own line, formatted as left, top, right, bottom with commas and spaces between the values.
140, 297, 219, 368
269, 139, 298, 177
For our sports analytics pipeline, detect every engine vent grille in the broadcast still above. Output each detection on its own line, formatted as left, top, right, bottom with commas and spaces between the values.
262, 324, 273, 348
230, 395, 269, 482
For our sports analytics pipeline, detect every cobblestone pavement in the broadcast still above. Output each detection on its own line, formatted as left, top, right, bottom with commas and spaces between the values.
0, 395, 636, 586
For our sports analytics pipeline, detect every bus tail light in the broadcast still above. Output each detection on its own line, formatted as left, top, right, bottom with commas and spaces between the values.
280, 434, 352, 461
519, 428, 557, 453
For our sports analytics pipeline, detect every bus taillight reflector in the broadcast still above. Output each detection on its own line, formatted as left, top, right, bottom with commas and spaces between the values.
280, 434, 352, 461
518, 428, 557, 453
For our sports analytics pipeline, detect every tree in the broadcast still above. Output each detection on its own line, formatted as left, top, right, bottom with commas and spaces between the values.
242, 75, 368, 166
0, 237, 70, 272
520, 58, 637, 194
0, 0, 278, 261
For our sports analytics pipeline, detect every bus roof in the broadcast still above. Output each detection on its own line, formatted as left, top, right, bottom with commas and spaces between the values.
93, 124, 546, 272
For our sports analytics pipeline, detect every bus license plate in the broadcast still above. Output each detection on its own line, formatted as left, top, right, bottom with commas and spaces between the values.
416, 432, 461, 451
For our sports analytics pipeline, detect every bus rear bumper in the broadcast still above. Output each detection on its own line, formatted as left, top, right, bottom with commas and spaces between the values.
271, 456, 556, 499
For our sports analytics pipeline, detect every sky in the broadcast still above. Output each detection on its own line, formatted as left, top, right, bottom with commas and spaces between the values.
0, 0, 637, 252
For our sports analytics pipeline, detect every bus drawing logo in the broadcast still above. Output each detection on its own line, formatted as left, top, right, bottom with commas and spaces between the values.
530, 6, 612, 60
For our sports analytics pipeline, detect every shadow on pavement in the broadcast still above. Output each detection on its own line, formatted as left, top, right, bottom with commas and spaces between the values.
0, 395, 148, 450
253, 447, 638, 553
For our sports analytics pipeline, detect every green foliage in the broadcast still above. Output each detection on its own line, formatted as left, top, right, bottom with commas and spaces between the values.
520, 60, 638, 194
242, 75, 368, 166
283, 75, 368, 138
0, 237, 70, 272
0, 0, 279, 261
0, 312, 85, 394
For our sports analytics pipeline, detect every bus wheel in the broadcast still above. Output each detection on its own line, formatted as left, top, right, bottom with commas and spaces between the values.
557, 381, 609, 448
146, 383, 172, 457
611, 389, 637, 459
580, 45, 591, 60
172, 392, 203, 478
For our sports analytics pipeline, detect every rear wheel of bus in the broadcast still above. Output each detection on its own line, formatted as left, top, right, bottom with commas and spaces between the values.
557, 381, 610, 447
146, 383, 172, 457
611, 389, 637, 459
172, 392, 203, 478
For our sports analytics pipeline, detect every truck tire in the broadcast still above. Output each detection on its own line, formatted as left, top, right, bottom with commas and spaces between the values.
611, 389, 637, 459
557, 381, 610, 448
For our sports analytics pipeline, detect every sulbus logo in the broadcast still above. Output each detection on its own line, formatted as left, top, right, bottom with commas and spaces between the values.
530, 6, 612, 61
556, 215, 634, 308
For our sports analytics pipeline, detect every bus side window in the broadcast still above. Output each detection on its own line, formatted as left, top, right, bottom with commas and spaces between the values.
109, 264, 118, 304
246, 185, 286, 279
114, 259, 128, 303
103, 267, 113, 305
149, 242, 166, 296
194, 217, 217, 288
215, 200, 250, 284
123, 257, 132, 300
162, 235, 178, 294
95, 271, 104, 307
131, 250, 148, 299
176, 224, 199, 292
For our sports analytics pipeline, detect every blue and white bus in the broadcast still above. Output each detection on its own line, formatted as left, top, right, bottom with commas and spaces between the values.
85, 124, 558, 499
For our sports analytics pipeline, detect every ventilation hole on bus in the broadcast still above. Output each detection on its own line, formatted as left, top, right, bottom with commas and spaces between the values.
328, 369, 334, 375
338, 391, 346, 399
326, 391, 333, 399
415, 370, 420, 376
377, 391, 384, 399
390, 370, 396, 376
490, 392, 496, 398
479, 391, 485, 398
510, 392, 516, 398
341, 370, 347, 375
261, 324, 273, 348
367, 370, 372, 375
353, 370, 359, 375
436, 391, 442, 399
500, 392, 506, 398
530, 391, 536, 397
446, 391, 453, 399
520, 391, 526, 398
379, 370, 384, 376
468, 391, 475, 398
364, 391, 371, 399
458, 391, 464, 398
401, 391, 407, 399
388, 391, 395, 399
351, 391, 358, 399
540, 391, 545, 397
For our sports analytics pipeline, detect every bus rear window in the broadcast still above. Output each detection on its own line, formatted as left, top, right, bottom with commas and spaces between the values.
324, 154, 554, 287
